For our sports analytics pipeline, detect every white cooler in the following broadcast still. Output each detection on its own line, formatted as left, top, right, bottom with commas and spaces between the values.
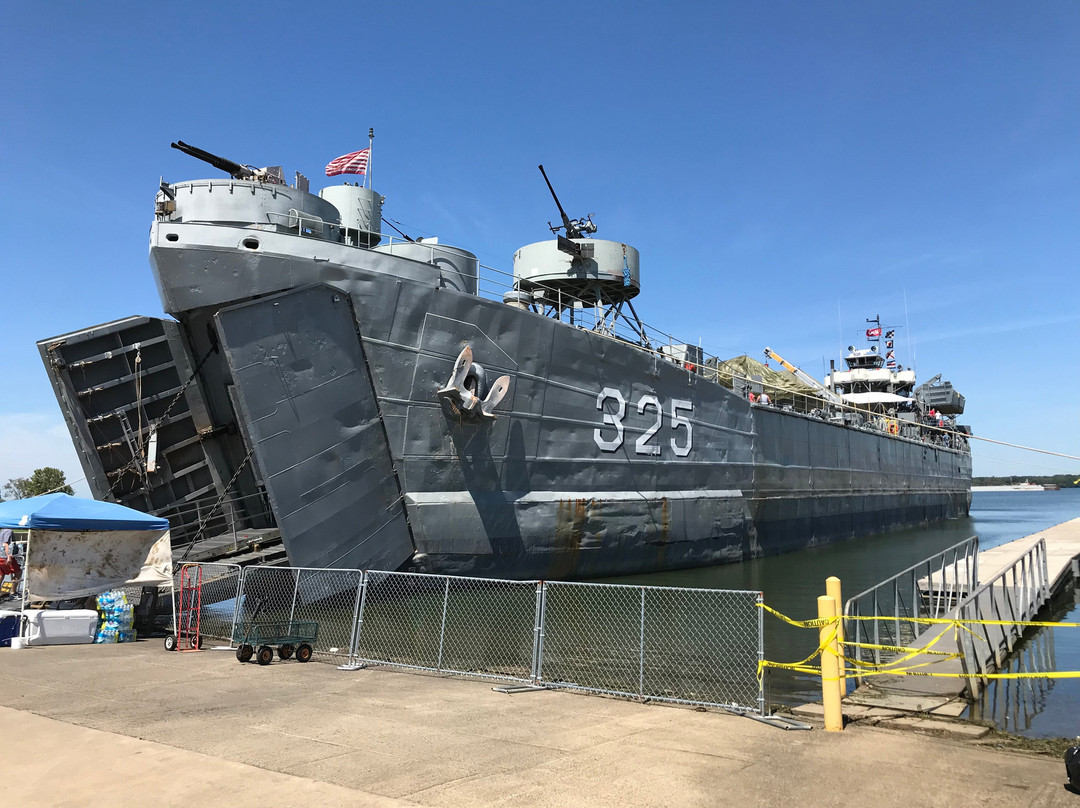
23, 609, 98, 646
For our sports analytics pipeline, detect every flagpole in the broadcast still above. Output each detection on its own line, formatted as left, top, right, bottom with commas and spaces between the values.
367, 128, 374, 190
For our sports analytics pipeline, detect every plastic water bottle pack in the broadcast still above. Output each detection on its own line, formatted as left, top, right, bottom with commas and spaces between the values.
95, 590, 136, 643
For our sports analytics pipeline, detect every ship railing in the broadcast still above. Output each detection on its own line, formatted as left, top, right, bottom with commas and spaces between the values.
151, 489, 276, 562
843, 536, 979, 673
182, 563, 765, 715
265, 209, 333, 238
954, 538, 1049, 698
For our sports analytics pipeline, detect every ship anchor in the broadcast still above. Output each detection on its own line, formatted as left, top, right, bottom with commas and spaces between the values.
437, 345, 510, 419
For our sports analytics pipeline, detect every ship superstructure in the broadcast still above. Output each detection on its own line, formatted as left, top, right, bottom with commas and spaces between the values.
38, 144, 972, 578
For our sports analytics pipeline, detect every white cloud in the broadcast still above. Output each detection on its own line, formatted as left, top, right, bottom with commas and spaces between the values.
0, 412, 91, 497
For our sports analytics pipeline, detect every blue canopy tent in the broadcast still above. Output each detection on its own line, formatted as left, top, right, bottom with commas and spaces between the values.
0, 493, 169, 532
0, 494, 171, 637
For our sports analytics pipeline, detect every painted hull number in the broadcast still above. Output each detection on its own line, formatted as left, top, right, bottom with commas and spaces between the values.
594, 388, 693, 456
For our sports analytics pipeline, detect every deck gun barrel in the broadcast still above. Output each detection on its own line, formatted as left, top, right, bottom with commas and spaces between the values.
538, 164, 576, 237
171, 140, 255, 181
538, 164, 596, 241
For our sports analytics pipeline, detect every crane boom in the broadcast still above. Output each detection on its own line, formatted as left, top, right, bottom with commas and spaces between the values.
915, 373, 943, 395
763, 347, 844, 405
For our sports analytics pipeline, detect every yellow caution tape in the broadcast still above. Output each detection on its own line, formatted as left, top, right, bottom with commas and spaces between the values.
758, 603, 835, 628
757, 602, 1080, 682
757, 602, 1080, 630
844, 641, 954, 656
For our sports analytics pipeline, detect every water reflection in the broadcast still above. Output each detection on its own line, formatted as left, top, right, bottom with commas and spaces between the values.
969, 601, 1058, 734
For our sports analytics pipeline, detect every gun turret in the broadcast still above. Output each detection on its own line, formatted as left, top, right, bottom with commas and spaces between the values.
538, 164, 597, 241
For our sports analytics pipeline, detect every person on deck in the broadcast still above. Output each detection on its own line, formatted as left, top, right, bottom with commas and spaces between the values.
759, 391, 771, 406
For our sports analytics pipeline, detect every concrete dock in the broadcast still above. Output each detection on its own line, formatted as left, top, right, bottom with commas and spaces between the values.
977, 518, 1080, 590
0, 641, 1076, 807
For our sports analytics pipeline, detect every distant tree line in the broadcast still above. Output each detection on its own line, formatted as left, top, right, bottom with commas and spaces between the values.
1, 467, 75, 500
972, 473, 1079, 488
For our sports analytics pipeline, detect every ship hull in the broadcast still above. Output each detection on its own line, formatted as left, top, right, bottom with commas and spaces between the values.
149, 224, 969, 578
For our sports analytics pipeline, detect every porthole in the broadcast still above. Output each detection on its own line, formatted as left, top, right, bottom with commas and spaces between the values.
242, 238, 260, 250
165, 233, 179, 242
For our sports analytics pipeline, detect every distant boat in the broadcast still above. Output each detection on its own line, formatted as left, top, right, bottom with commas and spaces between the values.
971, 482, 1047, 492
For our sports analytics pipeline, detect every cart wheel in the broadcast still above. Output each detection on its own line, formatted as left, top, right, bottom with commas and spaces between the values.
278, 644, 295, 660
186, 634, 203, 650
236, 644, 253, 663
196, 635, 204, 649
164, 634, 178, 652
256, 645, 274, 666
296, 643, 313, 663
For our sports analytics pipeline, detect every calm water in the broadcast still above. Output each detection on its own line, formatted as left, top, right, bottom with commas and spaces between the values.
606, 489, 1080, 737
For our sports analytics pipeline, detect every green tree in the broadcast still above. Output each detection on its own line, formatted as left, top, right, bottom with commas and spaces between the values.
2, 467, 75, 500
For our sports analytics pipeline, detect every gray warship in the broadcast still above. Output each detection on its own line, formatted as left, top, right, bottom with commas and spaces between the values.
38, 142, 972, 578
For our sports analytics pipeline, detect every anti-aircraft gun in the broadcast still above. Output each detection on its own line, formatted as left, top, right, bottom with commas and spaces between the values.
171, 140, 285, 185
538, 164, 596, 256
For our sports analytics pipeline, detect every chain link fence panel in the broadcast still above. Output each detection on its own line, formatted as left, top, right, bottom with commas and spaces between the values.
539, 582, 763, 713
538, 581, 642, 695
215, 564, 764, 711
236, 566, 364, 664
172, 562, 243, 642
354, 571, 539, 681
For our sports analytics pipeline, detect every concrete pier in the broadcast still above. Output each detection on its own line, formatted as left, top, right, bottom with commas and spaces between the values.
1, 641, 1076, 807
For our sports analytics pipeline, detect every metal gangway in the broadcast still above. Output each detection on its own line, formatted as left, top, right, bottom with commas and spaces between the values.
844, 518, 1080, 700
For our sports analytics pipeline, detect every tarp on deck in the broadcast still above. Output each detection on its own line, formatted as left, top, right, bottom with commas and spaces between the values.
709, 355, 821, 401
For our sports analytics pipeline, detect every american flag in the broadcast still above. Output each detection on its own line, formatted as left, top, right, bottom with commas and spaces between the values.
325, 148, 370, 177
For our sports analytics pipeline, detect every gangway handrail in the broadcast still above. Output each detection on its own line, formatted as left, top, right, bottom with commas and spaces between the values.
954, 537, 1049, 697
844, 536, 979, 609
843, 536, 979, 669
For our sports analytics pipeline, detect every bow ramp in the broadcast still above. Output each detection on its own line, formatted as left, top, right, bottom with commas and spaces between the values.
215, 284, 414, 572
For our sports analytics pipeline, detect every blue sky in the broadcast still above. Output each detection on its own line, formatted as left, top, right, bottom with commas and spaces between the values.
2, 1, 1078, 493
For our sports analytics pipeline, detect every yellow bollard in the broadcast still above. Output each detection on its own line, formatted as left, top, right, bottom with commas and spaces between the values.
817, 595, 843, 732
826, 576, 846, 694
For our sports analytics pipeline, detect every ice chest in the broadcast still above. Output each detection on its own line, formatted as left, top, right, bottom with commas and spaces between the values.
0, 610, 19, 647
24, 609, 98, 646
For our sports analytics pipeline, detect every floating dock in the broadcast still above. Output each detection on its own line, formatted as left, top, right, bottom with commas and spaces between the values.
848, 517, 1080, 712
